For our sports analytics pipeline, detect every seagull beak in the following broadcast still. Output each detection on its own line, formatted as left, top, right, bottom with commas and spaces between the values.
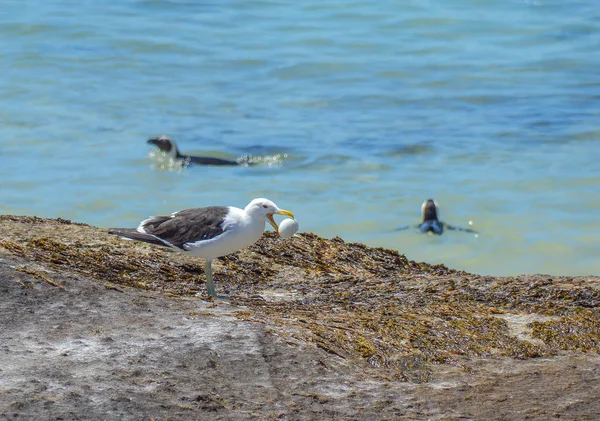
277, 209, 295, 218
147, 138, 157, 145
267, 209, 294, 233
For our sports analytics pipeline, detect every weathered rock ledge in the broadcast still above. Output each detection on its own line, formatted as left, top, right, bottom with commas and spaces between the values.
1, 215, 598, 420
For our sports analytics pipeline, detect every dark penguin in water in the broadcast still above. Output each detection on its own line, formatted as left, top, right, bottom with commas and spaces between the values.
148, 135, 240, 166
397, 199, 478, 235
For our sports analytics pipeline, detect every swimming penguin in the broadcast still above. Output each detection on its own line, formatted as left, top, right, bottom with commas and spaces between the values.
397, 199, 478, 235
147, 135, 240, 166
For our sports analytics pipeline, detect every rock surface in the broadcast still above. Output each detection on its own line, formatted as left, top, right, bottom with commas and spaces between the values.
0, 215, 598, 420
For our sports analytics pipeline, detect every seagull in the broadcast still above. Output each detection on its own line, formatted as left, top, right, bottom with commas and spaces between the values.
396, 199, 478, 235
148, 135, 241, 166
108, 198, 294, 297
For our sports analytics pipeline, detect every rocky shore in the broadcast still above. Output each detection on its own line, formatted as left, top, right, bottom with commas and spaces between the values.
1, 215, 598, 420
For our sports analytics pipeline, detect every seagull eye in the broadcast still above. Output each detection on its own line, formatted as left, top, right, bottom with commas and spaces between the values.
262, 204, 268, 208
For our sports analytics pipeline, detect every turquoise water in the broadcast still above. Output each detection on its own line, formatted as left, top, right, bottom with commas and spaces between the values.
1, 0, 599, 276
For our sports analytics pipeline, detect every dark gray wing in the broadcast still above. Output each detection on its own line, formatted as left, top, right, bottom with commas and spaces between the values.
445, 223, 478, 234
140, 206, 230, 249
107, 228, 172, 248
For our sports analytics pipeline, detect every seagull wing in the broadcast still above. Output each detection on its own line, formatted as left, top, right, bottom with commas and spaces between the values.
141, 207, 230, 249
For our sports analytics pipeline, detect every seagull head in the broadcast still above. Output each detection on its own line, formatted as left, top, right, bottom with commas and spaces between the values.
245, 198, 294, 233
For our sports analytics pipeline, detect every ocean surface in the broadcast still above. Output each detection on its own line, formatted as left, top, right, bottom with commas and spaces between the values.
1, 0, 599, 276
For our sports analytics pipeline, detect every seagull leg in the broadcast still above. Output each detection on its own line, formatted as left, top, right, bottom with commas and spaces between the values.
204, 259, 217, 297
203, 259, 232, 300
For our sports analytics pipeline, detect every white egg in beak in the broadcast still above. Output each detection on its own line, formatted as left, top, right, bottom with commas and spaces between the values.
278, 218, 299, 239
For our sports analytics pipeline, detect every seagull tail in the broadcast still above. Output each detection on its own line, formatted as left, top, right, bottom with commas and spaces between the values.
107, 228, 170, 248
